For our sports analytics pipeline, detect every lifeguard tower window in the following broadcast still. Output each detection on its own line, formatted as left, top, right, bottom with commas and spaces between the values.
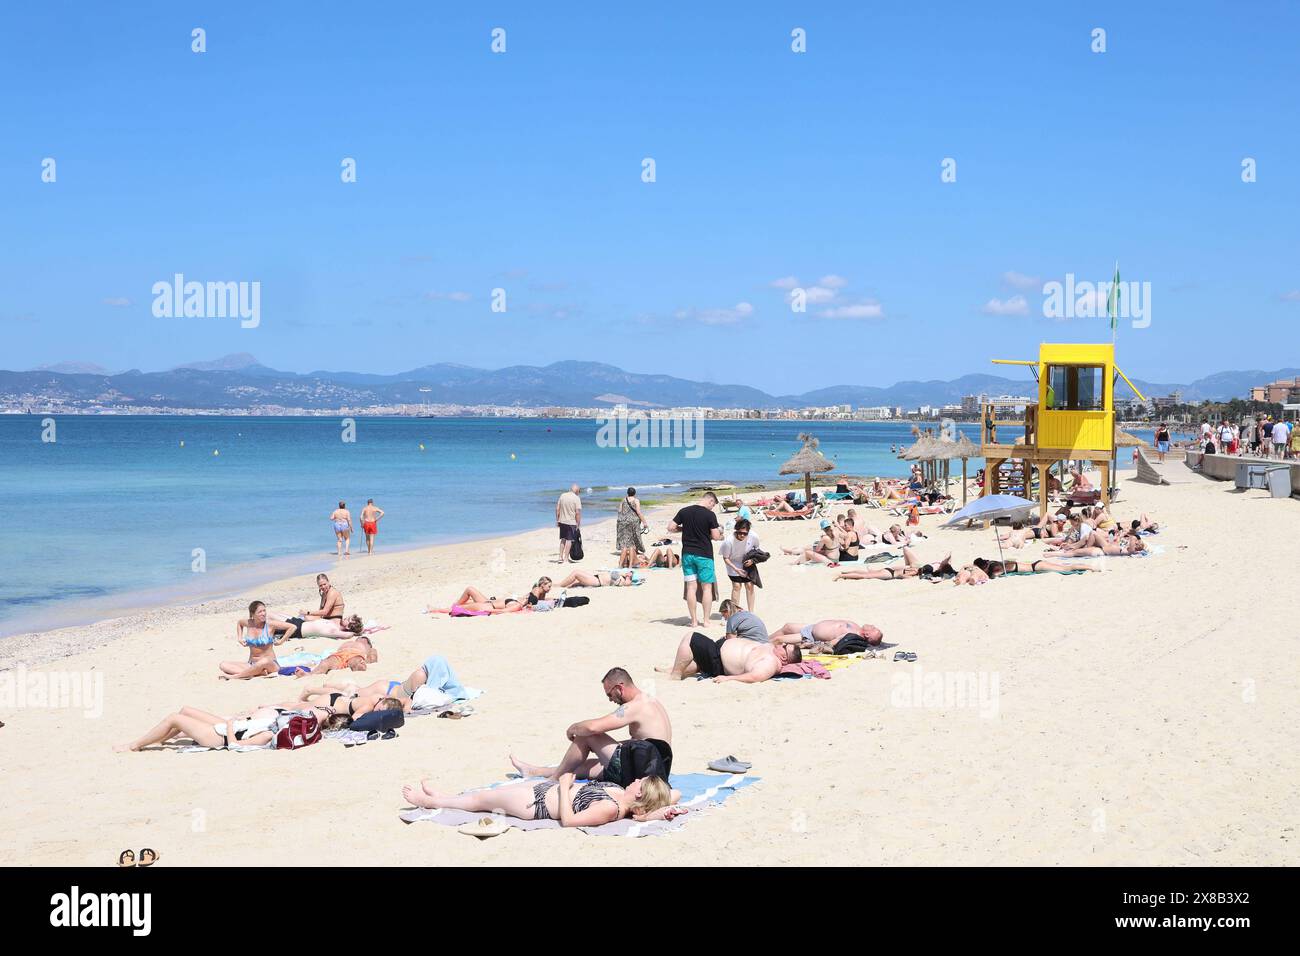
1045, 365, 1104, 411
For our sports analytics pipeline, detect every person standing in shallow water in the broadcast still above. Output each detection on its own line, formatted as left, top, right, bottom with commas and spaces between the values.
360, 498, 385, 555
330, 501, 353, 558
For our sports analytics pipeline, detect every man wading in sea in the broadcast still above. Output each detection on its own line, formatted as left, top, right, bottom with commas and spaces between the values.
361, 498, 385, 555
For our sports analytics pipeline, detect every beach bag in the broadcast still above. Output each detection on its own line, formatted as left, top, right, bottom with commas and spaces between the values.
832, 634, 872, 655
605, 739, 673, 787
562, 596, 590, 608
272, 710, 322, 750
569, 529, 584, 561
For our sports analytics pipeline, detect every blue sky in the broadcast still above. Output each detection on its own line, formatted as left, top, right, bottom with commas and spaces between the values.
2, 1, 1297, 393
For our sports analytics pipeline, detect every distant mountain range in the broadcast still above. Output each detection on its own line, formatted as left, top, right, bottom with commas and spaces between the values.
3, 354, 1293, 411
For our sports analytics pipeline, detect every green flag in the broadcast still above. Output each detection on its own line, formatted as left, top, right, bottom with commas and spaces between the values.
1107, 261, 1121, 333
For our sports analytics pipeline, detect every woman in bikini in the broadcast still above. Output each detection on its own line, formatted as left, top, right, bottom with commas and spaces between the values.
972, 556, 1100, 579
297, 636, 379, 675
833, 547, 950, 581
299, 574, 345, 623
283, 614, 365, 639
400, 772, 684, 828
555, 569, 642, 588
219, 601, 297, 680
428, 580, 553, 615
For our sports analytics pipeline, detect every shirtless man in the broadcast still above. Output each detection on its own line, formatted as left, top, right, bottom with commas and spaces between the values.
509, 668, 674, 784
360, 499, 385, 555
330, 501, 353, 558
299, 636, 378, 675
659, 631, 800, 684
769, 619, 884, 652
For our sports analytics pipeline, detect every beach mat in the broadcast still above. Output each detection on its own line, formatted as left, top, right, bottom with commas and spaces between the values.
398, 772, 759, 837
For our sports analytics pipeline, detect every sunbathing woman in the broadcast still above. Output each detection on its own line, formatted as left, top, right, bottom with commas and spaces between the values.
400, 772, 685, 828
971, 556, 1100, 578
116, 704, 282, 751
220, 601, 297, 680
427, 580, 552, 615
783, 523, 839, 565
833, 547, 953, 581
638, 547, 681, 569
1048, 530, 1146, 557
293, 687, 405, 719
556, 568, 643, 588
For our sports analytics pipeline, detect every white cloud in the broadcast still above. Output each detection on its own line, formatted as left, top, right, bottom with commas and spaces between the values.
819, 302, 884, 321
769, 276, 799, 290
802, 285, 837, 304
1281, 290, 1300, 302
1002, 271, 1040, 290
982, 295, 1030, 317
818, 274, 848, 289
676, 302, 755, 326
425, 291, 472, 302
102, 297, 132, 307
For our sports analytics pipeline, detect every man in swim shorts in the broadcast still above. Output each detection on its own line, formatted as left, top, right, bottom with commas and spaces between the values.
304, 636, 378, 675
508, 667, 673, 784
360, 499, 385, 555
769, 619, 884, 651
669, 492, 722, 628
660, 631, 800, 683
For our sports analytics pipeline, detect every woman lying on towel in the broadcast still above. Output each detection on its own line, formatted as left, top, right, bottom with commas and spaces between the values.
968, 556, 1101, 579
114, 704, 349, 751
426, 580, 552, 615
1046, 529, 1146, 557
400, 773, 686, 827
556, 568, 644, 588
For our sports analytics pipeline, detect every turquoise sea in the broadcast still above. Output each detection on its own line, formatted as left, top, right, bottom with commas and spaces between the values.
0, 415, 1147, 636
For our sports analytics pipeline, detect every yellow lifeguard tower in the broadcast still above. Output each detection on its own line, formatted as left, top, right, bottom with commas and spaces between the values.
980, 342, 1145, 511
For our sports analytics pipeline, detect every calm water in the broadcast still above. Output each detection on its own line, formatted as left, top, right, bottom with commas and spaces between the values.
0, 416, 1144, 635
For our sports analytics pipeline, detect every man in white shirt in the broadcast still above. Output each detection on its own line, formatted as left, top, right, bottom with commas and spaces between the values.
1219, 422, 1234, 455
556, 484, 582, 563
1271, 420, 1290, 459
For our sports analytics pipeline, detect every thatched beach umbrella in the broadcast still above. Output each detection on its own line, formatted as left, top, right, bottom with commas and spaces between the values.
779, 432, 835, 502
1114, 426, 1146, 448
949, 434, 979, 505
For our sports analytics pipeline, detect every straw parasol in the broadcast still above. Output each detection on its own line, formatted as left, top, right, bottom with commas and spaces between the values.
779, 432, 835, 502
950, 433, 980, 505
1114, 426, 1147, 448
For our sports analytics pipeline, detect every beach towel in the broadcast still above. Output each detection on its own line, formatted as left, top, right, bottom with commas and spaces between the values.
398, 772, 759, 838
774, 661, 831, 680
805, 652, 874, 671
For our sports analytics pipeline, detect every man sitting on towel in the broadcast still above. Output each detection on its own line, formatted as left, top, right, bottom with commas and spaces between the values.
660, 630, 800, 684
768, 619, 883, 654
509, 668, 673, 785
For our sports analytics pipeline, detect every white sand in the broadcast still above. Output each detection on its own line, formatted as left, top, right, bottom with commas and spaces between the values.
1, 472, 1296, 866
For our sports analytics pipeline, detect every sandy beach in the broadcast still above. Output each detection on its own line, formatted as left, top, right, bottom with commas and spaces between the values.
1, 469, 1296, 867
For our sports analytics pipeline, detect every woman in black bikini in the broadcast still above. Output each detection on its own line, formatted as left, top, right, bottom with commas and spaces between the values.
400, 772, 683, 827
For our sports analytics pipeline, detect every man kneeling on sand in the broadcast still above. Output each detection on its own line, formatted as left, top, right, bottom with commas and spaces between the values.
769, 619, 883, 654
659, 630, 800, 683
510, 668, 673, 785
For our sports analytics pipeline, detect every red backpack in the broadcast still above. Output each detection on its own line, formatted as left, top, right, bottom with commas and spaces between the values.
272, 710, 322, 750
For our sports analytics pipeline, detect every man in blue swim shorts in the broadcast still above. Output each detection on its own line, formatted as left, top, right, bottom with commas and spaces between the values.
669, 492, 722, 628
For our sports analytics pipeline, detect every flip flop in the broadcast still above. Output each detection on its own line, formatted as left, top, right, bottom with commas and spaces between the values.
893, 650, 907, 662
904, 652, 918, 662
